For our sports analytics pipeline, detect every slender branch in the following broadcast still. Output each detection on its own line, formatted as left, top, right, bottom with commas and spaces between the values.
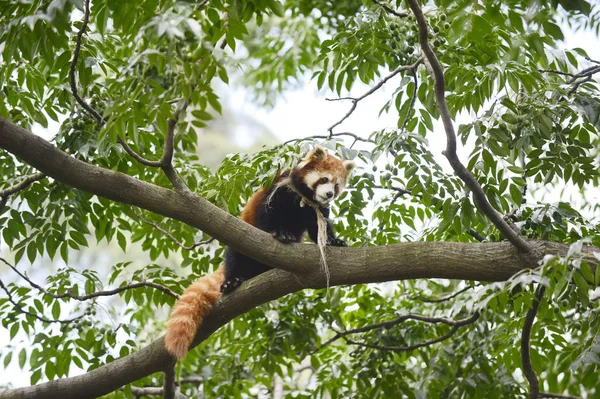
410, 285, 473, 303
131, 207, 213, 251
341, 312, 480, 352
129, 387, 188, 399
0, 278, 86, 324
0, 257, 179, 300
521, 284, 545, 399
282, 132, 376, 147
372, 0, 409, 17
317, 312, 479, 352
163, 364, 177, 399
326, 58, 423, 135
0, 172, 45, 211
405, 0, 533, 256
538, 393, 581, 399
399, 67, 418, 133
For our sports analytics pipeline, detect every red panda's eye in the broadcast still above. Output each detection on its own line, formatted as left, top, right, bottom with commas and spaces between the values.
320, 177, 329, 184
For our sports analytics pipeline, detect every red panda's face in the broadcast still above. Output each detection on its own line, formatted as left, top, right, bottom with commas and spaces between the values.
293, 146, 355, 206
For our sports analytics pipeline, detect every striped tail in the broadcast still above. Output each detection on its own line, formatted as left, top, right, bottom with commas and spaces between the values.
165, 266, 225, 360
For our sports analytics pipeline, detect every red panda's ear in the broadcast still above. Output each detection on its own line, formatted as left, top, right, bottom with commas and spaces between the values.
305, 145, 327, 162
343, 160, 356, 172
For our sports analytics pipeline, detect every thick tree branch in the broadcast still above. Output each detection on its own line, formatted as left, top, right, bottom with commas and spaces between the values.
406, 0, 534, 256
521, 284, 545, 399
0, 117, 598, 399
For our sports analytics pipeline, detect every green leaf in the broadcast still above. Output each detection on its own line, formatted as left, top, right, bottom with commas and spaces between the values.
52, 301, 61, 320
18, 348, 26, 369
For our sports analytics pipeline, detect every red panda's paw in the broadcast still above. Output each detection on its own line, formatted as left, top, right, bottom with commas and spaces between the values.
220, 277, 244, 294
272, 230, 297, 244
328, 238, 348, 247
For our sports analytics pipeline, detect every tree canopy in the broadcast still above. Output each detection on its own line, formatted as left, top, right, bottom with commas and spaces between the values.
1, 0, 600, 398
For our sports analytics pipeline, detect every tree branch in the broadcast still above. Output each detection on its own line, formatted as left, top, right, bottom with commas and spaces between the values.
538, 393, 581, 399
405, 0, 534, 256
0, 172, 45, 211
521, 284, 545, 399
326, 58, 423, 135
341, 311, 480, 352
131, 207, 213, 251
0, 257, 179, 300
0, 116, 598, 399
372, 0, 409, 18
410, 285, 473, 303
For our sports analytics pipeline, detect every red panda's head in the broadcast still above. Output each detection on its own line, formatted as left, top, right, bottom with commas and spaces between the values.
291, 146, 355, 206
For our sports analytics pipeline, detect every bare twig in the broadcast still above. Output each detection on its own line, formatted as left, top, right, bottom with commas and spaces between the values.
0, 278, 86, 324
163, 364, 177, 399
0, 257, 180, 300
406, 0, 533, 255
341, 312, 480, 353
521, 284, 545, 399
584, 56, 600, 65
410, 285, 473, 303
372, 0, 409, 18
131, 207, 213, 251
326, 58, 423, 135
316, 312, 479, 352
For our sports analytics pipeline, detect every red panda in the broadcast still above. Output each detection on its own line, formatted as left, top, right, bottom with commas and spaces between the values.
165, 146, 355, 360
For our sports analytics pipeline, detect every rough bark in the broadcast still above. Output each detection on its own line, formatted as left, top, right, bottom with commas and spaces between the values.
0, 117, 597, 398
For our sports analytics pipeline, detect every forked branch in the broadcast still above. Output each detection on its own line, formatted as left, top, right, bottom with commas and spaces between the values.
405, 0, 533, 255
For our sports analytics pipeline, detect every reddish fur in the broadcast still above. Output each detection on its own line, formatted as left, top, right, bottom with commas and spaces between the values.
240, 188, 265, 227
164, 265, 225, 360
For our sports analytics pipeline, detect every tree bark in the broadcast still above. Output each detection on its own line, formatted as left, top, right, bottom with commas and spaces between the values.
0, 117, 597, 399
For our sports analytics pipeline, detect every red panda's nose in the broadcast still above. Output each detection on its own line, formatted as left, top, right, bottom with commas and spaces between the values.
326, 191, 334, 198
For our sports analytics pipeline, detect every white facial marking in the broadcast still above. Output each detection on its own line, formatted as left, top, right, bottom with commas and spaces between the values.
304, 171, 321, 187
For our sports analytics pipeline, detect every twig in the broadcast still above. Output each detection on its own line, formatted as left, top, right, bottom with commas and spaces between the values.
584, 56, 600, 65
282, 132, 376, 147
0, 172, 45, 211
410, 285, 472, 303
341, 312, 480, 353
131, 207, 213, 251
539, 393, 581, 399
316, 312, 479, 352
326, 58, 423, 135
406, 0, 533, 255
0, 278, 86, 324
521, 284, 545, 399
372, 0, 409, 18
399, 67, 418, 134
0, 257, 180, 300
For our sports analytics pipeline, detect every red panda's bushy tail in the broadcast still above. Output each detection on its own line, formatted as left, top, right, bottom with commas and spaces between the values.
165, 265, 225, 360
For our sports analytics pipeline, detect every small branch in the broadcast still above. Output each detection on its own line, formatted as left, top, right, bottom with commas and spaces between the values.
410, 285, 473, 303
131, 207, 213, 251
316, 312, 479, 352
282, 132, 376, 147
0, 278, 86, 324
342, 312, 480, 353
406, 0, 533, 255
372, 0, 409, 17
326, 58, 423, 135
584, 56, 600, 65
129, 387, 188, 399
539, 393, 581, 399
163, 365, 176, 399
521, 284, 545, 399
0, 257, 180, 300
399, 67, 418, 134
0, 172, 45, 211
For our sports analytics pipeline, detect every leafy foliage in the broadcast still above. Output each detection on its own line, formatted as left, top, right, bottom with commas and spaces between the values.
1, 0, 600, 398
